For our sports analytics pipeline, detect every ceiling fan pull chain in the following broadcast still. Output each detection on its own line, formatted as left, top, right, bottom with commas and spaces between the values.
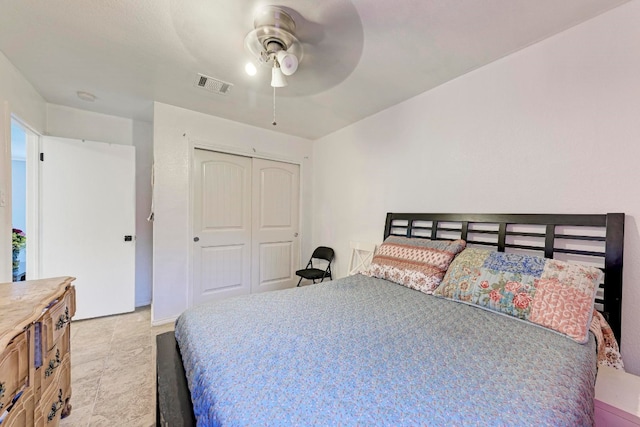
272, 86, 277, 126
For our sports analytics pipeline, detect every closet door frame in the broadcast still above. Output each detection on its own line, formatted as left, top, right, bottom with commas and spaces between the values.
187, 140, 305, 309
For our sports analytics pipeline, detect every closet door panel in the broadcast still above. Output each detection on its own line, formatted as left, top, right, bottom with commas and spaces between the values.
192, 150, 252, 305
251, 159, 300, 293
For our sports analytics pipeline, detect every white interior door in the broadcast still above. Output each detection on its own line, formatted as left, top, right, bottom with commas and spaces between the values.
192, 150, 252, 305
40, 136, 135, 320
251, 158, 300, 293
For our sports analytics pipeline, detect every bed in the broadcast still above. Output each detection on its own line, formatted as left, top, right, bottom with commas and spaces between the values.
156, 212, 625, 426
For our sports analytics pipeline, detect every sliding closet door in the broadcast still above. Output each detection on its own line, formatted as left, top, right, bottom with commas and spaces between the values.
251, 159, 300, 293
192, 150, 252, 305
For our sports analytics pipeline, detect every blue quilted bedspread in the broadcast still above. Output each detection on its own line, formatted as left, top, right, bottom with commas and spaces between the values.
175, 274, 597, 426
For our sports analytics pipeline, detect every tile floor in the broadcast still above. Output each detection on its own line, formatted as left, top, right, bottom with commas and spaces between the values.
60, 306, 174, 427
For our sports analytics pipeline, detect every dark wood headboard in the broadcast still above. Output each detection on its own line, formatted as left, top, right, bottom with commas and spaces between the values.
384, 213, 625, 343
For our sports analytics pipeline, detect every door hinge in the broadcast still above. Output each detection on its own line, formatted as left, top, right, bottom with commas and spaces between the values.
40, 153, 44, 161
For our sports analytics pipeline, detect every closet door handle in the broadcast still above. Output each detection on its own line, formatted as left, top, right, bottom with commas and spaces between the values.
194, 237, 200, 242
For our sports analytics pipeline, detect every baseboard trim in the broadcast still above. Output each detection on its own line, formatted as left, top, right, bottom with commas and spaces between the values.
152, 316, 178, 327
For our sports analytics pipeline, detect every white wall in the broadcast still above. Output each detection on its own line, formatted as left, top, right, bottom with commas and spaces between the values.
0, 51, 47, 281
46, 104, 134, 145
46, 104, 154, 306
312, 1, 640, 375
133, 121, 154, 306
152, 102, 313, 324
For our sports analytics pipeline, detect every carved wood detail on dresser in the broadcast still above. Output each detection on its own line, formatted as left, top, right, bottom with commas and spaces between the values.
0, 277, 76, 426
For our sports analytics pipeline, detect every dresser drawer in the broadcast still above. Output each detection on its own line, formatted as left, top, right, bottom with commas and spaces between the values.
42, 288, 75, 352
41, 328, 69, 396
34, 357, 70, 427
0, 331, 29, 412
35, 386, 63, 427
0, 278, 76, 427
0, 387, 34, 427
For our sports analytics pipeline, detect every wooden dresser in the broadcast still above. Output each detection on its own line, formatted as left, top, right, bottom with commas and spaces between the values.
0, 277, 75, 426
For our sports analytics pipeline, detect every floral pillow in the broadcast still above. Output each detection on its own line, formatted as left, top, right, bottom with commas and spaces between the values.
434, 248, 602, 343
363, 236, 466, 294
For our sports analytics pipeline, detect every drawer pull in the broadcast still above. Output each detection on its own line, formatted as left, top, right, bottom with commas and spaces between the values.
55, 307, 70, 330
0, 381, 4, 410
44, 349, 61, 378
47, 389, 63, 422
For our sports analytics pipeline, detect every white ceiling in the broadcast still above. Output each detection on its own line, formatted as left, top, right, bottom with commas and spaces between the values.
0, 0, 629, 140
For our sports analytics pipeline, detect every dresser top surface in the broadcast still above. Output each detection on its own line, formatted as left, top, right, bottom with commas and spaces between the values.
0, 276, 75, 349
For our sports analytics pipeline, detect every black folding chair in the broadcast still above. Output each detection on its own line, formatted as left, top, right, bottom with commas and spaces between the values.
296, 246, 334, 287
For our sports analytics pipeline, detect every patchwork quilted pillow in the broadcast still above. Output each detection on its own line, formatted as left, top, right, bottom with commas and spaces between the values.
434, 248, 603, 343
363, 236, 466, 294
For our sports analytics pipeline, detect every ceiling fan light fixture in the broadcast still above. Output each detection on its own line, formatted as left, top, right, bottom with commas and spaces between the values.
271, 66, 288, 87
244, 5, 303, 125
244, 6, 303, 70
276, 50, 298, 76
245, 62, 257, 76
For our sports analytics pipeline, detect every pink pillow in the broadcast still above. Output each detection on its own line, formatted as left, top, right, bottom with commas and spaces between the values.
363, 236, 466, 294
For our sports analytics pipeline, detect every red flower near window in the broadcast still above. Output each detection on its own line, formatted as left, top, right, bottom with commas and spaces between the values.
489, 289, 502, 302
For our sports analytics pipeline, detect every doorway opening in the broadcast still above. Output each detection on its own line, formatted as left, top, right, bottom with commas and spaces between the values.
10, 117, 40, 282
11, 119, 27, 280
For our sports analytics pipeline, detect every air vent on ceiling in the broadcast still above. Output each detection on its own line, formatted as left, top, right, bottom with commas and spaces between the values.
194, 73, 233, 95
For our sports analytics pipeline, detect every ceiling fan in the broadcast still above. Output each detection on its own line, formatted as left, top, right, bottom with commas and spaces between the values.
169, 0, 363, 128
244, 6, 303, 88
243, 6, 305, 125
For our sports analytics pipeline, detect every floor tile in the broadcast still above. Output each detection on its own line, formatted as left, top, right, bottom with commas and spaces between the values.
71, 356, 106, 380
73, 322, 115, 342
115, 308, 151, 324
71, 340, 112, 365
92, 380, 154, 424
59, 404, 92, 427
72, 316, 118, 334
61, 306, 156, 426
112, 325, 151, 343
67, 375, 101, 411
110, 334, 154, 355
